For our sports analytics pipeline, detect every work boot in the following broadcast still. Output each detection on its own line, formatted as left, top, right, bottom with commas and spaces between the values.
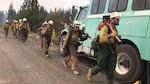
73, 70, 80, 75
63, 60, 68, 68
40, 48, 43, 51
87, 68, 92, 81
45, 54, 49, 58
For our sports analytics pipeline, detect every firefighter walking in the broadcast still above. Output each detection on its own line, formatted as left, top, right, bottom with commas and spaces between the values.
2, 20, 11, 38
38, 21, 48, 51
61, 21, 88, 75
11, 20, 17, 39
87, 12, 121, 84
41, 20, 55, 58
19, 18, 30, 43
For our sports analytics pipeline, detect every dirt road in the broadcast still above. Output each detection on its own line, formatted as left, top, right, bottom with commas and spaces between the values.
0, 30, 120, 84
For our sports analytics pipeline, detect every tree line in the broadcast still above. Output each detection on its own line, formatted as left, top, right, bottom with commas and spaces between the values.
0, 0, 77, 33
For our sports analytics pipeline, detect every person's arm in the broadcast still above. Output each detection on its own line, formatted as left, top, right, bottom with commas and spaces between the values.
62, 32, 71, 49
51, 28, 56, 41
99, 25, 109, 43
27, 23, 30, 32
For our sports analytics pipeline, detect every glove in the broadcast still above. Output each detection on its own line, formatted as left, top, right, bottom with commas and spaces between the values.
85, 33, 91, 38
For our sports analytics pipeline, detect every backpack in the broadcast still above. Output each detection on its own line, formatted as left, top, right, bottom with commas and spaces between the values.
61, 29, 72, 57
41, 27, 47, 34
91, 21, 111, 50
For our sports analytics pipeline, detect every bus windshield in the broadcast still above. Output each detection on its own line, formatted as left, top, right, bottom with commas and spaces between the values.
76, 7, 88, 21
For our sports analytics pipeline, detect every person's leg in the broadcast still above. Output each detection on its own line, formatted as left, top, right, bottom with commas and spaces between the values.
13, 31, 15, 38
87, 45, 110, 81
40, 36, 43, 50
21, 29, 26, 42
5, 29, 8, 38
16, 29, 19, 39
69, 45, 79, 75
106, 50, 117, 84
43, 37, 49, 57
43, 37, 47, 51
47, 39, 51, 49
63, 53, 71, 68
25, 30, 28, 41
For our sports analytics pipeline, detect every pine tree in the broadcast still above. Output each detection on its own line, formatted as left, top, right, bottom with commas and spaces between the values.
0, 11, 4, 23
7, 2, 16, 22
17, 0, 48, 32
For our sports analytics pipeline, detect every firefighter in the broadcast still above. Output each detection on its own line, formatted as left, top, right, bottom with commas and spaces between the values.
15, 20, 20, 39
20, 18, 30, 43
18, 19, 23, 39
87, 12, 121, 84
11, 20, 17, 38
39, 21, 48, 51
2, 20, 11, 38
61, 20, 88, 75
41, 20, 55, 58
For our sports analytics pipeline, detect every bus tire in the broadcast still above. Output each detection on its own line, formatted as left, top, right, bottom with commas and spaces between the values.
114, 44, 143, 84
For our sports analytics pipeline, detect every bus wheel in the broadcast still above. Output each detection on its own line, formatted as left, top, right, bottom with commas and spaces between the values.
114, 44, 143, 83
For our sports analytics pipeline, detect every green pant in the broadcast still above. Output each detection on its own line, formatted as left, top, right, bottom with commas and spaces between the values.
91, 44, 117, 84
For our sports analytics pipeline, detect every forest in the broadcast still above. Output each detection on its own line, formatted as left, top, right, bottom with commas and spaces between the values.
0, 0, 78, 33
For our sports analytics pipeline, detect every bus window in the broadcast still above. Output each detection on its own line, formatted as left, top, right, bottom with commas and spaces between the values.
132, 0, 145, 10
109, 0, 128, 12
98, 0, 106, 13
91, 0, 99, 14
91, 0, 106, 14
132, 0, 150, 10
146, 0, 150, 9
117, 0, 128, 11
109, 0, 118, 12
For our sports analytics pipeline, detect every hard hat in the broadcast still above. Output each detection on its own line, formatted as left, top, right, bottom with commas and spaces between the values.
42, 21, 47, 25
110, 12, 120, 19
23, 18, 27, 21
81, 24, 86, 28
13, 20, 16, 23
74, 20, 80, 26
5, 20, 8, 22
19, 19, 22, 22
48, 20, 54, 25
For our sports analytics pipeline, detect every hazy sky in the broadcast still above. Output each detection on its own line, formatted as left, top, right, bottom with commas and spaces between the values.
0, 0, 90, 11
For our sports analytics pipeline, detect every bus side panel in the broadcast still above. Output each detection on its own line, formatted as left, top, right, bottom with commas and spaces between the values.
83, 18, 100, 47
147, 16, 150, 38
118, 16, 149, 37
118, 15, 150, 61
